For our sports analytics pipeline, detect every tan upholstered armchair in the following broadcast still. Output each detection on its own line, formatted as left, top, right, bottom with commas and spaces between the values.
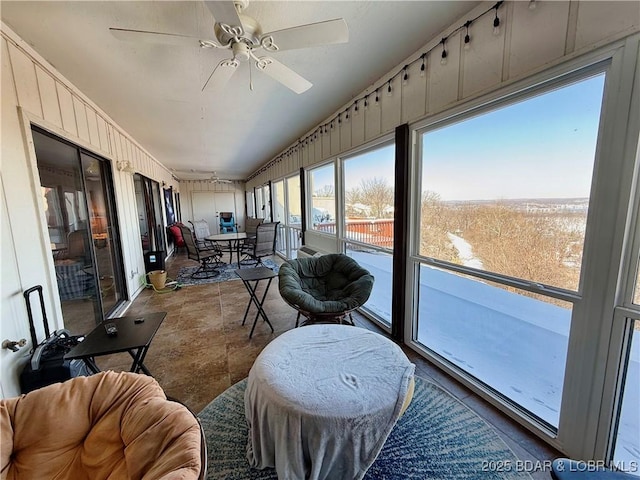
1, 371, 205, 480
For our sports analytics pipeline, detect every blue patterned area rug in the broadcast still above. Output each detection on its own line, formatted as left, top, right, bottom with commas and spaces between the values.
176, 259, 279, 286
198, 377, 531, 480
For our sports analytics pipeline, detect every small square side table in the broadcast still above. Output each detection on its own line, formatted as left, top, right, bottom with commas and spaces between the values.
235, 267, 278, 338
65, 312, 166, 375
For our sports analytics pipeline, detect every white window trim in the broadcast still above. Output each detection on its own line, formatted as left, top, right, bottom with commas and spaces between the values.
404, 35, 640, 460
338, 135, 396, 331
305, 159, 338, 238
273, 173, 303, 259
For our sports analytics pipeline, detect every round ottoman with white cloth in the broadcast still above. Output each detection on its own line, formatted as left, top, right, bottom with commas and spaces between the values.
244, 324, 415, 480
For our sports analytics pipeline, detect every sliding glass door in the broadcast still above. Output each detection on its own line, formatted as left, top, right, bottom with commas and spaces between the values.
134, 174, 166, 254
33, 128, 125, 332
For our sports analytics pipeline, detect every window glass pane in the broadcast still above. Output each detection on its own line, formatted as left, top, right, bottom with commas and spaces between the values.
633, 256, 640, 305
34, 129, 126, 328
255, 187, 265, 219
263, 184, 272, 222
150, 181, 166, 251
344, 144, 395, 250
42, 187, 65, 244
134, 175, 150, 252
613, 320, 640, 474
346, 243, 392, 327
416, 263, 570, 427
273, 180, 285, 225
246, 191, 255, 218
81, 153, 122, 315
420, 74, 605, 292
309, 164, 335, 233
273, 181, 286, 256
286, 175, 302, 258
287, 175, 301, 228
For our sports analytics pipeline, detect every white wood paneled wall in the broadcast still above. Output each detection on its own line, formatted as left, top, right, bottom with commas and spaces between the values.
178, 180, 247, 231
247, 1, 639, 189
1, 22, 181, 396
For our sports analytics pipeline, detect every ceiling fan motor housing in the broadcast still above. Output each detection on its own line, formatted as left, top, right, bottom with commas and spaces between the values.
214, 13, 262, 48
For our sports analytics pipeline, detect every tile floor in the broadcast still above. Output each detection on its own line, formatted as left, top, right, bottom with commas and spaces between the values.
96, 251, 562, 479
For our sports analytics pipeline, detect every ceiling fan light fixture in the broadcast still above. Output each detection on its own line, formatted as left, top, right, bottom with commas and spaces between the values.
232, 41, 251, 61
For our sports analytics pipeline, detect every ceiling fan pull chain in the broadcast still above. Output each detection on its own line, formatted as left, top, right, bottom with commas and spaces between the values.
249, 59, 254, 91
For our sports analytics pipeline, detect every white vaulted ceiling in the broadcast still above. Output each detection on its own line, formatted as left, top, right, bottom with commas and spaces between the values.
1, 1, 479, 181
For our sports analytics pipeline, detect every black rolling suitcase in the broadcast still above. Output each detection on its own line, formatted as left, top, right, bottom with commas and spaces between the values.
19, 285, 90, 394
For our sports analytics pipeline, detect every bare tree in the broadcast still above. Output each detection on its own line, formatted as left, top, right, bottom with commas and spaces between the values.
458, 203, 583, 295
346, 177, 394, 218
420, 191, 459, 263
418, 196, 584, 301
314, 185, 334, 197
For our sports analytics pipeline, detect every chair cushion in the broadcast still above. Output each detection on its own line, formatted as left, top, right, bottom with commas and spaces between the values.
278, 254, 374, 313
1, 371, 201, 480
168, 223, 185, 247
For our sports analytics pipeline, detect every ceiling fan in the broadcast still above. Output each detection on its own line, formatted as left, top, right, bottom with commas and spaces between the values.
109, 0, 349, 94
209, 172, 233, 184
171, 169, 234, 183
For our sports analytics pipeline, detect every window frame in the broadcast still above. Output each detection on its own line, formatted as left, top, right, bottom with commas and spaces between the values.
597, 111, 640, 464
305, 160, 337, 236
339, 136, 396, 331
405, 40, 639, 459
272, 173, 303, 259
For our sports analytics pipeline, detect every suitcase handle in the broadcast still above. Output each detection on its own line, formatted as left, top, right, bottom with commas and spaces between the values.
23, 285, 50, 347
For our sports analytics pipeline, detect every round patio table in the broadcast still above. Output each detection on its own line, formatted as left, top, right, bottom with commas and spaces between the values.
205, 232, 247, 267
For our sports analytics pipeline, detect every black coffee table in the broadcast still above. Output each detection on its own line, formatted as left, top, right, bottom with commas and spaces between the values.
65, 312, 166, 375
235, 267, 277, 338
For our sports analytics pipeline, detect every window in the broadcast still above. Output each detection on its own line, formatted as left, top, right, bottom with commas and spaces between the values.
256, 185, 271, 223
273, 180, 286, 231
134, 174, 166, 254
255, 187, 265, 220
286, 174, 302, 258
414, 72, 606, 428
273, 174, 303, 258
612, 319, 639, 473
634, 257, 640, 305
246, 191, 255, 218
255, 185, 271, 222
342, 142, 395, 328
308, 163, 335, 233
287, 175, 302, 229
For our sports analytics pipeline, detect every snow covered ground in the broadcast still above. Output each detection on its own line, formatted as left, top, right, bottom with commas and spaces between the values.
447, 233, 484, 269
348, 249, 638, 464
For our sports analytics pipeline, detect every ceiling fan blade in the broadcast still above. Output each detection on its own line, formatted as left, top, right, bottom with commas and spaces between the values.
202, 58, 240, 91
261, 19, 348, 52
204, 1, 242, 30
255, 57, 312, 94
109, 28, 208, 47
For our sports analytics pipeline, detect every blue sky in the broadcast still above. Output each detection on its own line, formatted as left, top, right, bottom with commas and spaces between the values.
421, 73, 606, 201
311, 73, 606, 202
